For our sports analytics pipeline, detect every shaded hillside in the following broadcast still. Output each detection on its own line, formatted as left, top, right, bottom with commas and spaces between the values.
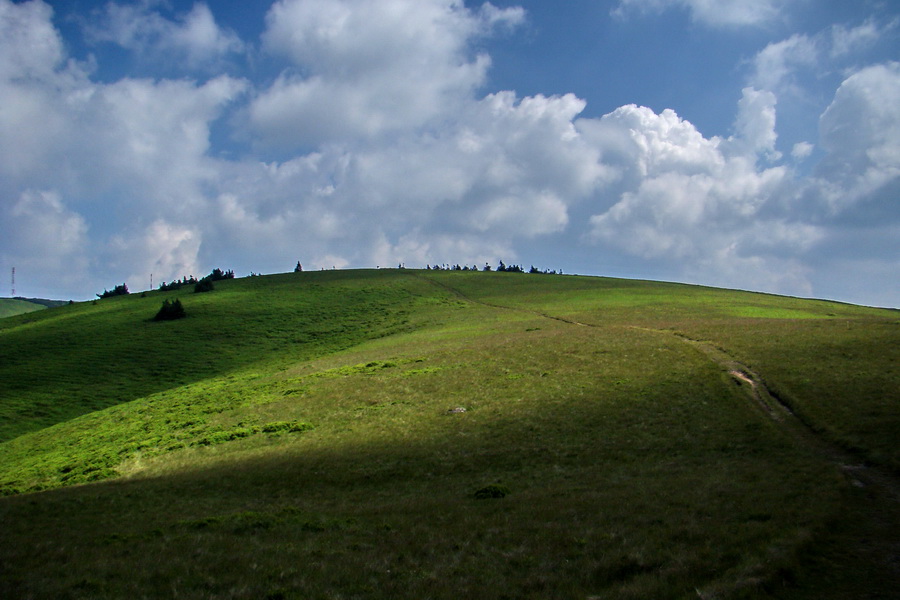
0, 298, 48, 319
0, 270, 430, 442
1, 269, 897, 599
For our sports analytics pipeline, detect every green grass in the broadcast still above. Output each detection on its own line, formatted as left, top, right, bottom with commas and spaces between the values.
0, 270, 430, 442
0, 298, 47, 319
0, 269, 897, 599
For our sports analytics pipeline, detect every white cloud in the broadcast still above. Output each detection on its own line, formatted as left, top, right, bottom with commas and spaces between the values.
732, 87, 780, 159
612, 0, 790, 27
249, 0, 523, 150
814, 62, 900, 214
1, 190, 91, 296
830, 18, 898, 58
108, 220, 202, 291
750, 33, 818, 92
85, 1, 245, 69
471, 191, 569, 237
262, 0, 522, 70
0, 0, 88, 181
791, 141, 814, 160
0, 0, 65, 81
582, 102, 806, 294
214, 89, 604, 272
749, 18, 899, 94
579, 105, 725, 183
81, 75, 247, 205
7, 190, 88, 261
0, 0, 247, 296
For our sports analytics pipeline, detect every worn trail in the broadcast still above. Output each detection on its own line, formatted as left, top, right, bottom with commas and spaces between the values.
672, 332, 898, 494
420, 274, 900, 598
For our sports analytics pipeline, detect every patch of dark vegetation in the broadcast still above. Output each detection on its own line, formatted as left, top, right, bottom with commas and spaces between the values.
425, 260, 563, 274
176, 507, 349, 536
194, 278, 215, 293
191, 427, 254, 446
191, 421, 314, 447
158, 276, 197, 291
206, 268, 235, 282
474, 484, 510, 499
261, 421, 315, 434
96, 283, 129, 299
160, 268, 234, 292
153, 298, 186, 321
596, 554, 663, 583
13, 297, 70, 308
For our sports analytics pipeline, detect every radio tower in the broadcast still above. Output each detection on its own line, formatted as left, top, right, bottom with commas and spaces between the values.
11, 267, 15, 297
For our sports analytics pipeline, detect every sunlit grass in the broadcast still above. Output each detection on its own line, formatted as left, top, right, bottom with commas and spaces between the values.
0, 299, 47, 319
0, 269, 897, 598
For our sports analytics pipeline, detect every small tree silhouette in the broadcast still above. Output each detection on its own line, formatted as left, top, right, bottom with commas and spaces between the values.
194, 279, 214, 293
153, 299, 186, 321
97, 283, 129, 299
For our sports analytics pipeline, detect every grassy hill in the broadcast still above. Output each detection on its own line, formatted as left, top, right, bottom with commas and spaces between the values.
0, 269, 897, 599
0, 298, 50, 319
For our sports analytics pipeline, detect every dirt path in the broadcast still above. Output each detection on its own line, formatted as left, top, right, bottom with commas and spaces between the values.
417, 275, 900, 598
413, 272, 593, 327
671, 332, 900, 497
645, 330, 900, 598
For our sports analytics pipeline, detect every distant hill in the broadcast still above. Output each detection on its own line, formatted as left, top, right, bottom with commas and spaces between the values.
0, 297, 70, 319
14, 297, 70, 309
0, 298, 54, 319
0, 269, 897, 599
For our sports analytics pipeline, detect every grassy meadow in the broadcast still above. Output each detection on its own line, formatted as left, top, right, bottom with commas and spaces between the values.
0, 269, 897, 599
0, 298, 48, 319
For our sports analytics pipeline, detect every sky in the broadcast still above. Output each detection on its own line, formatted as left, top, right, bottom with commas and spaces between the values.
1, 0, 898, 306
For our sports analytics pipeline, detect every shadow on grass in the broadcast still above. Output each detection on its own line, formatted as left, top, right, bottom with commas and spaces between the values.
0, 271, 428, 442
1, 384, 851, 600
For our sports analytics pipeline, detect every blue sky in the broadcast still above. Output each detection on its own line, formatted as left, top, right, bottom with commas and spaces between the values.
1, 0, 898, 306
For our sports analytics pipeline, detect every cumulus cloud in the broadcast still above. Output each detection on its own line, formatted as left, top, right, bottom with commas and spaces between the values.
830, 18, 898, 58
0, 0, 87, 180
85, 1, 245, 70
0, 0, 246, 296
814, 62, 900, 215
0, 0, 65, 80
581, 102, 805, 293
249, 0, 523, 150
749, 33, 818, 92
213, 90, 604, 271
579, 59, 899, 299
612, 0, 790, 27
732, 87, 779, 159
750, 18, 899, 94
1, 190, 91, 296
791, 142, 814, 161
107, 220, 202, 289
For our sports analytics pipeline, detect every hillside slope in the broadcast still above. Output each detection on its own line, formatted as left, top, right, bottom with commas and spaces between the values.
1, 270, 897, 599
0, 298, 48, 319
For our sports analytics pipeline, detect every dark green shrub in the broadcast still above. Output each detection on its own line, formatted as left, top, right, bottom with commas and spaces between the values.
262, 421, 292, 433
207, 268, 234, 281
194, 279, 214, 293
474, 484, 510, 499
262, 420, 315, 434
153, 299, 186, 321
97, 283, 129, 299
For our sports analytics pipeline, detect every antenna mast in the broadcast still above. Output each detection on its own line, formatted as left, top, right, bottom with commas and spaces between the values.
11, 267, 15, 297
